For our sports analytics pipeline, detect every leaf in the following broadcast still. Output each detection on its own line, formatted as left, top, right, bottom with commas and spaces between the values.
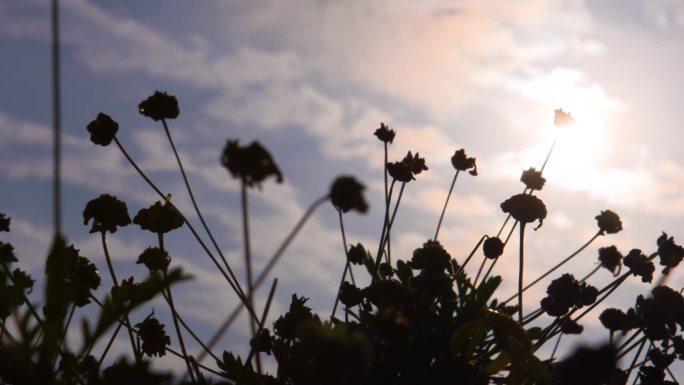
395, 260, 413, 286
40, 234, 72, 368
476, 276, 501, 305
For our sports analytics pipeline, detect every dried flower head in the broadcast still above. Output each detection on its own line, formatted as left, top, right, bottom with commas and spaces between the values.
64, 245, 101, 307
520, 167, 546, 191
482, 236, 504, 259
409, 240, 452, 275
500, 193, 547, 229
220, 139, 283, 188
133, 200, 184, 235
450, 149, 478, 176
138, 91, 179, 121
0, 214, 10, 232
250, 329, 274, 355
273, 295, 314, 339
656, 232, 684, 272
339, 282, 363, 307
386, 151, 427, 182
554, 108, 575, 127
595, 210, 622, 235
347, 243, 369, 265
560, 318, 584, 335
623, 248, 655, 283
330, 176, 368, 213
374, 122, 395, 144
598, 246, 623, 276
0, 242, 17, 265
86, 113, 119, 146
83, 194, 131, 234
136, 247, 171, 273
599, 308, 632, 332
136, 315, 171, 357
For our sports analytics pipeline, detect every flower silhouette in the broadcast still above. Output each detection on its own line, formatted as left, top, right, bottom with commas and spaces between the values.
482, 236, 504, 259
136, 315, 171, 357
623, 248, 654, 283
86, 113, 119, 146
220, 139, 283, 188
83, 194, 131, 234
595, 210, 622, 235
500, 193, 547, 229
136, 247, 171, 273
374, 122, 395, 144
554, 108, 575, 127
64, 245, 101, 307
133, 200, 184, 235
273, 295, 314, 339
250, 329, 273, 355
330, 176, 368, 213
408, 240, 452, 274
598, 246, 623, 276
0, 213, 8, 232
347, 243, 369, 265
339, 282, 363, 307
599, 308, 634, 332
656, 232, 684, 272
520, 167, 545, 191
450, 149, 477, 176
386, 151, 427, 182
0, 242, 16, 264
138, 91, 179, 121
541, 274, 581, 317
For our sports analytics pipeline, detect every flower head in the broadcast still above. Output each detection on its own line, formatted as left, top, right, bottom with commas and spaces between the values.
595, 210, 622, 235
339, 282, 363, 307
330, 176, 368, 213
599, 308, 635, 332
450, 149, 478, 176
273, 295, 314, 339
138, 91, 179, 121
409, 240, 452, 274
386, 151, 427, 182
250, 329, 273, 355
500, 193, 547, 229
64, 245, 101, 307
554, 108, 575, 127
623, 248, 655, 283
598, 246, 623, 276
0, 213, 9, 232
136, 247, 171, 273
133, 200, 184, 235
347, 243, 369, 265
86, 113, 119, 146
482, 236, 504, 259
656, 232, 684, 272
560, 318, 584, 335
552, 344, 617, 385
0, 242, 17, 265
520, 167, 546, 191
374, 122, 395, 144
83, 194, 131, 234
220, 139, 283, 188
136, 315, 171, 357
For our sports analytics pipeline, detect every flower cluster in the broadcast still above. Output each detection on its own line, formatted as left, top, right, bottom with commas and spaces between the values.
623, 249, 655, 283
220, 139, 283, 188
500, 193, 547, 229
133, 200, 184, 235
386, 151, 427, 182
136, 315, 171, 357
86, 113, 118, 146
330, 176, 368, 213
450, 148, 477, 176
138, 91, 179, 121
540, 274, 597, 317
374, 122, 396, 144
520, 167, 545, 191
83, 194, 131, 234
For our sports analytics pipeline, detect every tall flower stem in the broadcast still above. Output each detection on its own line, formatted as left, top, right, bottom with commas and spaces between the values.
478, 220, 518, 286
113, 138, 255, 321
434, 170, 459, 241
240, 279, 278, 385
161, 119, 239, 298
196, 195, 327, 364
373, 181, 406, 281
331, 209, 351, 319
159, 233, 196, 383
100, 231, 139, 362
239, 181, 259, 373
372, 180, 395, 283
518, 223, 526, 323
51, 0, 61, 237
502, 230, 602, 305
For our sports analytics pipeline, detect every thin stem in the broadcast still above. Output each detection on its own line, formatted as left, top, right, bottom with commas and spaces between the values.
434, 171, 459, 241
503, 230, 602, 305
331, 209, 351, 319
97, 321, 123, 368
240, 279, 278, 385
373, 181, 405, 281
161, 119, 239, 298
240, 181, 258, 373
113, 138, 255, 321
453, 235, 486, 278
518, 223, 526, 323
159, 233, 196, 383
196, 195, 327, 364
101, 231, 139, 361
550, 333, 562, 361
385, 182, 406, 264
372, 180, 395, 283
580, 265, 601, 283
51, 0, 61, 236
539, 139, 557, 174
479, 220, 518, 286
625, 338, 647, 382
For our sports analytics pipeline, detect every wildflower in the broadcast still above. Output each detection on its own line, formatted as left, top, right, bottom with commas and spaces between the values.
554, 108, 575, 126
250, 329, 273, 355
347, 243, 368, 265
0, 242, 17, 264
408, 240, 452, 274
580, 283, 599, 306
552, 344, 617, 385
598, 246, 623, 276
339, 282, 363, 307
623, 249, 654, 283
595, 210, 623, 235
220, 140, 283, 188
541, 274, 581, 317
410, 152, 428, 175
520, 167, 545, 191
138, 91, 179, 121
560, 318, 584, 335
599, 308, 632, 332
364, 280, 411, 309
273, 295, 314, 339
386, 151, 427, 182
133, 200, 184, 235
656, 232, 684, 273
374, 122, 395, 144
83, 194, 131, 234
136, 247, 171, 273
112, 277, 141, 303
86, 113, 119, 146
0, 213, 10, 232
450, 149, 478, 176
500, 193, 547, 229
136, 316, 171, 357
330, 176, 368, 213
648, 348, 675, 369
482, 236, 504, 259
64, 245, 101, 307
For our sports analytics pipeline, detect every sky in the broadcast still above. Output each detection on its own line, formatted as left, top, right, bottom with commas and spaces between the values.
2, 0, 684, 379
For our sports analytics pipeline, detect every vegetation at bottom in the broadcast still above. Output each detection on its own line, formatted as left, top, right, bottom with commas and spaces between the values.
2, 91, 684, 385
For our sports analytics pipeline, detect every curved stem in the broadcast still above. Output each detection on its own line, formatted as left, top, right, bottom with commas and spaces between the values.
579, 264, 601, 283
196, 195, 327, 364
434, 171, 459, 241
478, 220, 518, 286
101, 231, 139, 362
239, 181, 259, 372
518, 223, 526, 323
159, 233, 196, 383
161, 119, 241, 299
331, 209, 351, 319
